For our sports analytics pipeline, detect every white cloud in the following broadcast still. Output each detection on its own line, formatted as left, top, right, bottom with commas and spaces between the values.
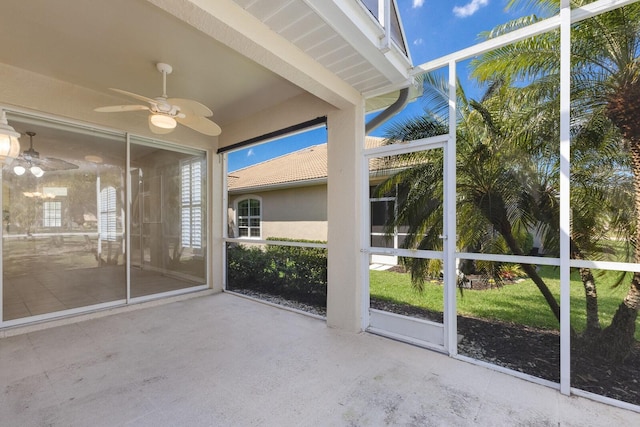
412, 0, 425, 8
453, 0, 489, 18
247, 148, 255, 157
413, 38, 424, 46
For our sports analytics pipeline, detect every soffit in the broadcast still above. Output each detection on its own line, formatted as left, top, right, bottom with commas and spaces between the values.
232, 0, 413, 97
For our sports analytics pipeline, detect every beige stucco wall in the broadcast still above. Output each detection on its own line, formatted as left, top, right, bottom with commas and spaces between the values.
228, 184, 328, 242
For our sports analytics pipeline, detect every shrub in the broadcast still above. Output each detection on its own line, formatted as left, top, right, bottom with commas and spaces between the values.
226, 238, 328, 306
226, 244, 273, 291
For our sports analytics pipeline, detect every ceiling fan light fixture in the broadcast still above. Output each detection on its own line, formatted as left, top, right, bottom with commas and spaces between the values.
95, 63, 221, 136
150, 113, 176, 129
0, 109, 21, 165
30, 165, 44, 178
13, 165, 26, 176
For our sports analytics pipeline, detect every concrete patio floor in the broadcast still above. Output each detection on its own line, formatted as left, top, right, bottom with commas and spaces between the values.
1, 292, 638, 426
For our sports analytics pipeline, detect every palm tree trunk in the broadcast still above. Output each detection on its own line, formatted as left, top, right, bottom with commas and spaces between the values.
571, 247, 601, 337
598, 273, 640, 362
579, 267, 602, 337
498, 218, 562, 323
596, 143, 640, 361
519, 263, 561, 323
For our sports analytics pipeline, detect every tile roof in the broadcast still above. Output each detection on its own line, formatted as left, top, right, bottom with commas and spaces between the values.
228, 136, 385, 191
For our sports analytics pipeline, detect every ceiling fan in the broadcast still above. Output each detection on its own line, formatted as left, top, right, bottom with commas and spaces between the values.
94, 63, 221, 136
13, 131, 79, 177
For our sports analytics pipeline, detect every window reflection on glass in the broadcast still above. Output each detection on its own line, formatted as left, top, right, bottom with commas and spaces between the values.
42, 200, 61, 227
130, 140, 206, 298
2, 115, 126, 321
100, 186, 117, 242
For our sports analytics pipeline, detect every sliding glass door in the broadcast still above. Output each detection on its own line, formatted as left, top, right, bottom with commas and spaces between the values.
2, 113, 126, 321
1, 112, 208, 324
129, 138, 207, 298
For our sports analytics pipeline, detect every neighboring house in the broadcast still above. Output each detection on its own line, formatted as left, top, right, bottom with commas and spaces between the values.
228, 136, 404, 264
228, 142, 330, 242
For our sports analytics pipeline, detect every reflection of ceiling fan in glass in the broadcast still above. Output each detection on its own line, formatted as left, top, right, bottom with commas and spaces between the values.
12, 131, 79, 177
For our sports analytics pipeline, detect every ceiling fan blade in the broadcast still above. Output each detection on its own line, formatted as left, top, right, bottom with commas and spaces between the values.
110, 88, 157, 105
148, 115, 174, 135
38, 157, 79, 171
176, 115, 221, 136
94, 104, 149, 113
168, 98, 213, 117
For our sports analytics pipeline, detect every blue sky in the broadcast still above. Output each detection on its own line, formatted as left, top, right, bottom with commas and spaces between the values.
228, 0, 526, 171
401, 0, 526, 64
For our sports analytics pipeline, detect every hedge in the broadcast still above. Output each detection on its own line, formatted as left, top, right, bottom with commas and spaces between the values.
227, 238, 327, 306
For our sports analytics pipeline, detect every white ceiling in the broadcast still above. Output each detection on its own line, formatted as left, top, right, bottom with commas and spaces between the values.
0, 0, 303, 127
0, 0, 413, 134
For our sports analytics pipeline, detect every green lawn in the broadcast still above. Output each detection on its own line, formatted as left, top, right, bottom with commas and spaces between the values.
370, 265, 639, 339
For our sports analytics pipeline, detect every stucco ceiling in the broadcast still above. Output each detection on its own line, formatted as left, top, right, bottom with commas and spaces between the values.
0, 0, 305, 128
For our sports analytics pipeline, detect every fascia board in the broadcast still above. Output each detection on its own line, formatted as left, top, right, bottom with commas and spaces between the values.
228, 178, 328, 194
303, 0, 413, 86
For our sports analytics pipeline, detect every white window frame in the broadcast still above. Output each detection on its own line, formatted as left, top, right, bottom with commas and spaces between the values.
235, 196, 262, 239
42, 200, 62, 228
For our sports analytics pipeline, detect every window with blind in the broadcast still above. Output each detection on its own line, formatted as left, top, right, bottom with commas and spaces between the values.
181, 159, 202, 249
100, 186, 117, 241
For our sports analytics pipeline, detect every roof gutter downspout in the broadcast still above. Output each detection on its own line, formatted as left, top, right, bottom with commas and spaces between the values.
365, 86, 410, 135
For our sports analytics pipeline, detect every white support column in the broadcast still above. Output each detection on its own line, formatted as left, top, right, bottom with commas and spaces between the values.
559, 0, 572, 396
380, 0, 391, 52
125, 133, 131, 303
326, 102, 366, 332
212, 150, 225, 293
96, 175, 102, 259
444, 60, 458, 355
0, 169, 3, 325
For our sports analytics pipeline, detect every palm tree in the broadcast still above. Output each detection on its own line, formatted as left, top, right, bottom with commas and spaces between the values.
469, 0, 640, 361
379, 72, 563, 322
